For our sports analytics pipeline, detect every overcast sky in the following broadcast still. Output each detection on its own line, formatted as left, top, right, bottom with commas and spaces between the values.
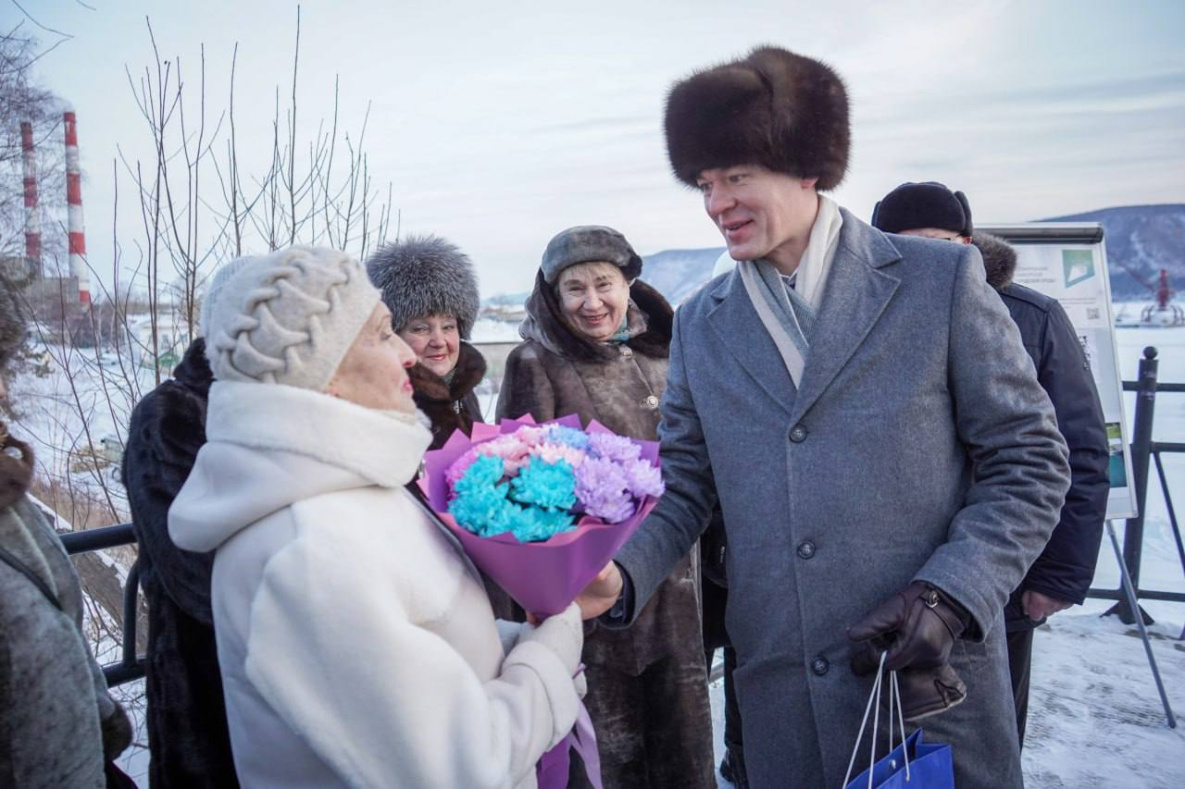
13, 0, 1185, 296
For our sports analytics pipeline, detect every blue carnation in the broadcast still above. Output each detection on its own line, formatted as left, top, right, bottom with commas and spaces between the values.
506, 505, 576, 542
545, 425, 590, 450
510, 457, 578, 510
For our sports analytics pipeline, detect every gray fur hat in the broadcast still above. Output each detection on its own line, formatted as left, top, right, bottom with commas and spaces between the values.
664, 46, 850, 190
0, 276, 26, 373
540, 226, 643, 285
365, 235, 481, 340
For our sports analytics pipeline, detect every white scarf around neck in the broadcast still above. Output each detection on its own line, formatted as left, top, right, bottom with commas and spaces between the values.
793, 194, 844, 311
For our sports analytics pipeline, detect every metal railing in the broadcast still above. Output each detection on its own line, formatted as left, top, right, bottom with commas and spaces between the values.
60, 523, 145, 686
60, 349, 1185, 687
1088, 347, 1185, 622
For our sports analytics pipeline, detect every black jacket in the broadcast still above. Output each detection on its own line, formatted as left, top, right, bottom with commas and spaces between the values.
976, 234, 1110, 630
121, 339, 239, 787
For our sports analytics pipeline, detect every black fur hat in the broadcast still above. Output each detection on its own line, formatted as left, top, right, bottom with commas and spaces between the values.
872, 182, 974, 237
366, 235, 481, 340
0, 275, 26, 373
664, 46, 850, 190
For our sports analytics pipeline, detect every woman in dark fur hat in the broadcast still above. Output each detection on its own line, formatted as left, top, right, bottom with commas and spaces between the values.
497, 226, 715, 789
1, 276, 134, 787
366, 235, 487, 450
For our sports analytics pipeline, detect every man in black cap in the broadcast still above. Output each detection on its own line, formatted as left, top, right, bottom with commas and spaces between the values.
578, 46, 1071, 788
873, 181, 1110, 748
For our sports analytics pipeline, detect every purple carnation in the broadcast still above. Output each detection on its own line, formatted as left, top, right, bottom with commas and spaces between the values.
622, 458, 664, 498
588, 433, 642, 463
574, 456, 636, 523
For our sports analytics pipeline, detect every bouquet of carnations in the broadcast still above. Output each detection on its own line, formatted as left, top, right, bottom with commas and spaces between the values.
420, 414, 664, 789
420, 414, 663, 617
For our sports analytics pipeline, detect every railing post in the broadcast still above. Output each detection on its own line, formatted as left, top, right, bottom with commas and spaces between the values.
1107, 346, 1158, 625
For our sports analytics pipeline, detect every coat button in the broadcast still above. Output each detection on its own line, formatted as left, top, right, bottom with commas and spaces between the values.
812, 656, 830, 676
789, 424, 808, 443
620, 346, 634, 358
797, 540, 816, 559
643, 395, 659, 409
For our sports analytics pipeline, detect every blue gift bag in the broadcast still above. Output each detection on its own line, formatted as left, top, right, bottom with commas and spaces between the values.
844, 729, 954, 789
842, 653, 955, 788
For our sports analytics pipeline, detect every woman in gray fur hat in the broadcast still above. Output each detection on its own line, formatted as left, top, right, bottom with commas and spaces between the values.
0, 276, 134, 788
366, 235, 523, 622
366, 235, 487, 450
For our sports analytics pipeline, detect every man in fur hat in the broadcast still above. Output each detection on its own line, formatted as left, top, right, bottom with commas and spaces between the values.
578, 46, 1070, 787
873, 182, 1110, 749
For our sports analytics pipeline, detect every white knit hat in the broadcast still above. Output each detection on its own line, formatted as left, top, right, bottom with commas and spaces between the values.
199, 255, 258, 339
203, 246, 381, 391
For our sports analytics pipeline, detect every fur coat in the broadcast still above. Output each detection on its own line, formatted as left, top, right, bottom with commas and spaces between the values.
121, 338, 239, 787
1, 427, 132, 788
410, 340, 486, 450
497, 276, 715, 789
168, 382, 583, 788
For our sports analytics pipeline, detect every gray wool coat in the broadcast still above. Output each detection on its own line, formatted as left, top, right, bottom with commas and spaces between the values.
1, 494, 132, 788
615, 210, 1071, 789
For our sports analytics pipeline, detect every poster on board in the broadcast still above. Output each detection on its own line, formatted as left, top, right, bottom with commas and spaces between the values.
981, 222, 1136, 520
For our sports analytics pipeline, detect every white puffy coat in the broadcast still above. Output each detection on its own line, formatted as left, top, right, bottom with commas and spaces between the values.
169, 381, 582, 788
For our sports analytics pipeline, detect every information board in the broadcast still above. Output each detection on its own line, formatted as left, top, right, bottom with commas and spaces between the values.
981, 222, 1137, 520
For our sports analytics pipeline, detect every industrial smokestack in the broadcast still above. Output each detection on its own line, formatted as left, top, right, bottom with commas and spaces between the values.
64, 110, 90, 304
21, 122, 42, 280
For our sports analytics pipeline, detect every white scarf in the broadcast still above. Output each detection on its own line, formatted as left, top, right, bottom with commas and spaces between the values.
794, 194, 844, 310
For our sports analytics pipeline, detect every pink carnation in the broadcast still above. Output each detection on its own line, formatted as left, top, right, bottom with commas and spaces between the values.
477, 435, 533, 474
535, 442, 588, 468
511, 425, 549, 447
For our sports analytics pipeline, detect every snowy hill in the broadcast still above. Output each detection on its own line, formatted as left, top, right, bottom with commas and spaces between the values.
639, 247, 726, 305
623, 204, 1185, 306
1043, 204, 1185, 301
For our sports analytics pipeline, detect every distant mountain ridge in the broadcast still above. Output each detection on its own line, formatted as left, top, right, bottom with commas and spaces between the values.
1041, 204, 1184, 301
484, 204, 1184, 307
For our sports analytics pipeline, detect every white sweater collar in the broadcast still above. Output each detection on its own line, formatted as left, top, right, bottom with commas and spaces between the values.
205, 381, 432, 489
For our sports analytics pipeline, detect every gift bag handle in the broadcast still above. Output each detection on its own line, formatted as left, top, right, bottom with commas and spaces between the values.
841, 651, 912, 788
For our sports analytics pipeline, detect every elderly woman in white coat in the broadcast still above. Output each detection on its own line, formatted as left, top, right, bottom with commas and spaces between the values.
168, 246, 584, 789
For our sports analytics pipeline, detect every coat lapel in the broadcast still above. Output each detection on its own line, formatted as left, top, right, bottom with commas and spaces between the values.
790, 211, 903, 422
706, 271, 797, 418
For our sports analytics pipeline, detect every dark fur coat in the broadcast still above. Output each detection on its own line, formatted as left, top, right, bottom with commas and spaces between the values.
409, 341, 486, 450
497, 275, 715, 788
121, 339, 239, 788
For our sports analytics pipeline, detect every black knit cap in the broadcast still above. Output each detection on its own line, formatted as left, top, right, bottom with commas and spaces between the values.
871, 182, 973, 237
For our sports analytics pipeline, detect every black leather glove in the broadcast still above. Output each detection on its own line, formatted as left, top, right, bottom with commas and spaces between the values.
848, 582, 971, 673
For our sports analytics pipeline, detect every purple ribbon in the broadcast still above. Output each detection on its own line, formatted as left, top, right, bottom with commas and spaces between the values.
536, 702, 601, 789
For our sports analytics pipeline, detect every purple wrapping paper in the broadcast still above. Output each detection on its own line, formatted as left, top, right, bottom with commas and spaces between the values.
420, 414, 659, 617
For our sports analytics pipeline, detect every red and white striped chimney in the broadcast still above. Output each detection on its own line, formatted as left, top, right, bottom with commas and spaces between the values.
64, 110, 90, 304
20, 121, 42, 280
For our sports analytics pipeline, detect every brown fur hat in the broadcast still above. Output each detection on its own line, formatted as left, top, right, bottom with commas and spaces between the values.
664, 45, 850, 190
